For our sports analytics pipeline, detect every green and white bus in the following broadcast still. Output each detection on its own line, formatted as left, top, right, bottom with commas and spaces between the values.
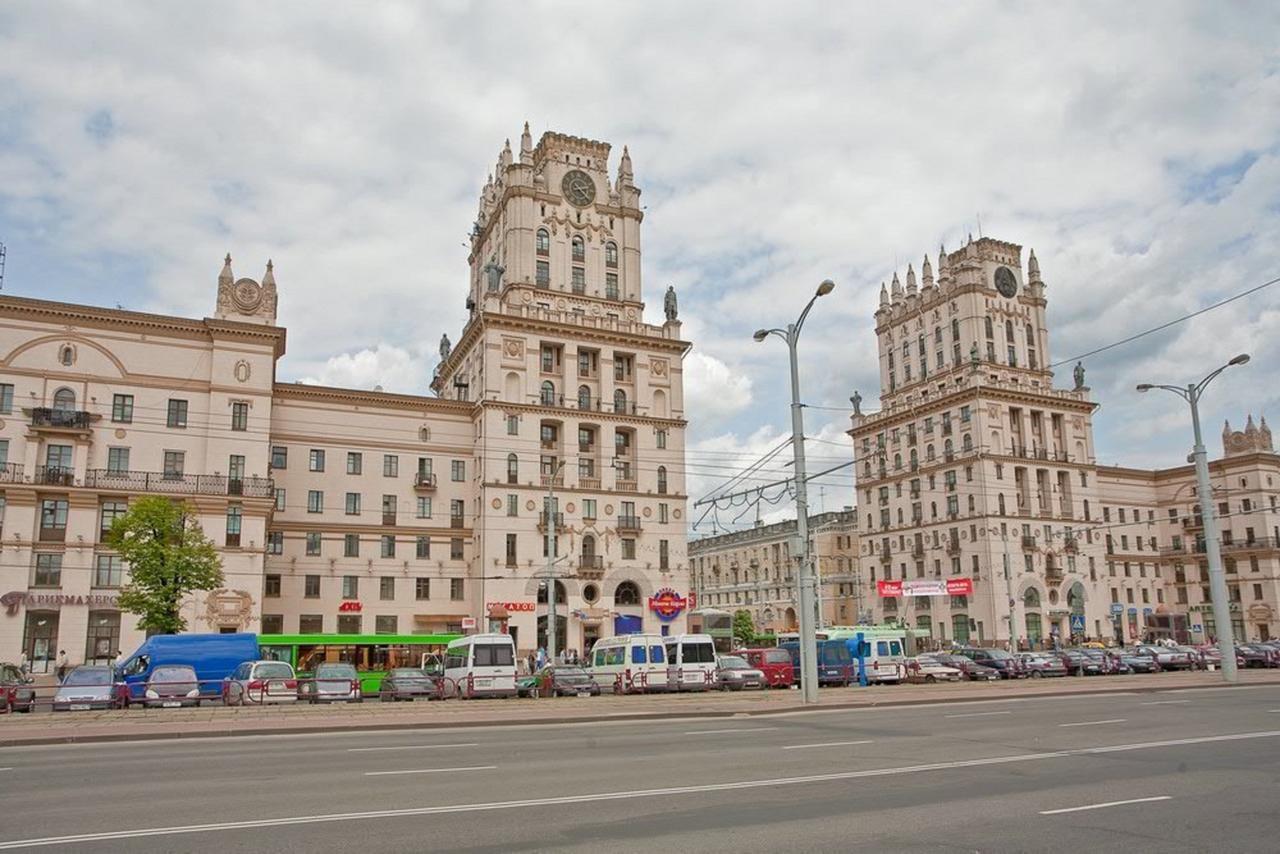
258, 633, 461, 693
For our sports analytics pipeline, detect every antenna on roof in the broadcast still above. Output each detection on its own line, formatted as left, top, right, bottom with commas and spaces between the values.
976, 213, 983, 239
0, 241, 7, 290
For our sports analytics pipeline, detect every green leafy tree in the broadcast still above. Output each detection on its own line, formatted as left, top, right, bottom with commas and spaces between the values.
732, 609, 756, 646
108, 496, 224, 635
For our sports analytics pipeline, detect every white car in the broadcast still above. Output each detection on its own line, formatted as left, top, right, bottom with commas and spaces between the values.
906, 656, 963, 683
223, 660, 298, 705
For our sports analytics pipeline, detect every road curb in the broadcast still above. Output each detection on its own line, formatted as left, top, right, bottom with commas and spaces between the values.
5, 676, 1277, 747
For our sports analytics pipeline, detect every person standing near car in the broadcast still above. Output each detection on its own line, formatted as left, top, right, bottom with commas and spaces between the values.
55, 650, 69, 682
19, 650, 29, 676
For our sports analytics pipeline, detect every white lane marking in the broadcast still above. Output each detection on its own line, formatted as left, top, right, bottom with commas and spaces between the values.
1268, 709, 1280, 713
3, 730, 1277, 849
1140, 700, 1190, 706
348, 743, 479, 753
1040, 795, 1172, 815
0, 768, 11, 772
684, 727, 778, 735
364, 765, 495, 777
944, 711, 1012, 719
1059, 718, 1127, 728
782, 740, 874, 750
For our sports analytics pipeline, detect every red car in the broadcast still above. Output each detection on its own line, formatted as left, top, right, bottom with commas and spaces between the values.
734, 648, 795, 689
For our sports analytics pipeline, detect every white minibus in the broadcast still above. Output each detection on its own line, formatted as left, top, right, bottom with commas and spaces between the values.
586, 634, 670, 693
664, 633, 718, 691
443, 633, 517, 698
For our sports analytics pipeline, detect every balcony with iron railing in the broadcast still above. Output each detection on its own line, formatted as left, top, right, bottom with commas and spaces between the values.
30, 408, 94, 431
1022, 535, 1038, 551
538, 511, 565, 531
946, 537, 962, 555
34, 466, 76, 487
617, 515, 642, 532
578, 554, 604, 577
450, 515, 465, 529
80, 469, 275, 498
382, 512, 397, 526
413, 472, 437, 492
0, 463, 24, 483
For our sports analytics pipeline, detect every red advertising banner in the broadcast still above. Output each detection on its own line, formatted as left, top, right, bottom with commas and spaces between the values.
876, 580, 903, 597
946, 578, 974, 596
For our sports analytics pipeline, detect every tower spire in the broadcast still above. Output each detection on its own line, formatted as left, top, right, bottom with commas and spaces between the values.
219, 253, 234, 286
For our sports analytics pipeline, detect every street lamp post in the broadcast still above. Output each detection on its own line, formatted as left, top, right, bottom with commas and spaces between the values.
754, 278, 835, 705
1137, 353, 1249, 683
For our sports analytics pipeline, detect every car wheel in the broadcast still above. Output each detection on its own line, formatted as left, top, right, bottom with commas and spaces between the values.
1030, 670, 1042, 679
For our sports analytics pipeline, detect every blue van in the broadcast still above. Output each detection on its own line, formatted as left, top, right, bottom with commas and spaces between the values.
117, 633, 260, 702
779, 640, 853, 687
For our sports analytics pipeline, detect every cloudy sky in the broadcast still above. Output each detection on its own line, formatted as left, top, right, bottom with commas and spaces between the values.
2, 1, 1278, 533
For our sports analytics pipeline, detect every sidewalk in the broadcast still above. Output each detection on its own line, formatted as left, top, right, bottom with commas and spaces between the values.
4, 670, 1278, 747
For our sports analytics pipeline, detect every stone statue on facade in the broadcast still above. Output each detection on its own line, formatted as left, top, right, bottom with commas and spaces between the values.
850, 390, 862, 416
484, 262, 505, 293
664, 285, 679, 322
439, 334, 452, 363
1073, 361, 1086, 390
969, 342, 980, 368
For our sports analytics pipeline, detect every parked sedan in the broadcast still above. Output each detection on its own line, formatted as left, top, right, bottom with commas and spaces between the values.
1116, 650, 1161, 673
141, 664, 202, 708
715, 656, 766, 691
518, 665, 601, 698
1059, 649, 1105, 676
223, 660, 298, 705
380, 668, 440, 701
1135, 645, 1195, 671
1, 663, 36, 713
924, 654, 999, 681
1236, 644, 1277, 668
905, 656, 963, 683
955, 647, 1025, 678
298, 663, 362, 703
1016, 654, 1068, 678
52, 666, 121, 711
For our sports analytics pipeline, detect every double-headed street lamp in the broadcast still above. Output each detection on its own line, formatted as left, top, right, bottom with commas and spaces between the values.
1136, 353, 1250, 683
754, 278, 835, 705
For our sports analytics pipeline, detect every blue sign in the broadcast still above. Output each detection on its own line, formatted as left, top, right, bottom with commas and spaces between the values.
1070, 614, 1086, 632
1127, 607, 1138, 615
1110, 603, 1124, 615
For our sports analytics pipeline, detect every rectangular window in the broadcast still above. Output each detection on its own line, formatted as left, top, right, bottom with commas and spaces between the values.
0, 383, 12, 414
342, 575, 359, 599
505, 533, 518, 565
605, 273, 619, 300
375, 615, 398, 635
306, 532, 322, 556
106, 447, 130, 474
166, 399, 188, 428
344, 534, 359, 557
0, 439, 7, 466
345, 492, 360, 515
307, 490, 323, 513
309, 449, 326, 472
111, 394, 134, 423
450, 538, 464, 560
416, 535, 430, 559
40, 499, 69, 540
266, 531, 284, 554
417, 497, 432, 518
380, 576, 395, 601
299, 614, 323, 633
451, 460, 465, 482
231, 402, 248, 431
264, 574, 281, 598
274, 488, 286, 512
163, 451, 185, 478
506, 415, 519, 435
571, 267, 586, 293
337, 614, 362, 634
622, 538, 636, 560
451, 578, 464, 600
659, 539, 670, 570
304, 575, 321, 598
382, 494, 397, 523
93, 554, 123, 588
347, 452, 362, 475
225, 504, 242, 546
228, 454, 245, 485
506, 494, 518, 517
381, 535, 396, 558
260, 615, 284, 635
536, 259, 550, 287
583, 499, 597, 520
383, 455, 399, 477
271, 446, 288, 469
33, 553, 62, 587
656, 430, 667, 450
416, 578, 430, 600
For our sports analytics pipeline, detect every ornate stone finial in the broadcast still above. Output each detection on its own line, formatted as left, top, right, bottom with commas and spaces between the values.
1028, 248, 1041, 283
938, 244, 950, 280
261, 259, 275, 287
219, 253, 234, 285
663, 285, 679, 322
1246, 414, 1258, 437
1261, 416, 1273, 450
619, 145, 633, 179
520, 121, 533, 162
1223, 419, 1233, 441
921, 254, 933, 287
967, 232, 974, 245
905, 264, 917, 295
879, 282, 889, 307
890, 271, 903, 301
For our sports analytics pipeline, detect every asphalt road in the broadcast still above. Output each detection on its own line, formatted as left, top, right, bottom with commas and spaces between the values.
2, 684, 1279, 852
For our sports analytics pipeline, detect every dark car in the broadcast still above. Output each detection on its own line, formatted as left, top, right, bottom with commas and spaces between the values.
926, 653, 999, 681
1236, 644, 1277, 668
1016, 653, 1068, 678
780, 640, 853, 687
142, 664, 201, 708
1117, 650, 1161, 673
380, 668, 440, 701
1135, 645, 1195, 671
518, 665, 601, 698
956, 647, 1025, 679
1, 663, 36, 713
1059, 649, 1104, 676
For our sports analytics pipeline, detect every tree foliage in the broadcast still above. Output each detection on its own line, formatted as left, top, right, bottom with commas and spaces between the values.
107, 496, 224, 635
732, 609, 756, 646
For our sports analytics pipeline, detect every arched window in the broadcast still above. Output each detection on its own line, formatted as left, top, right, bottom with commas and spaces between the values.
52, 388, 76, 411
571, 235, 585, 263
1025, 323, 1035, 343
926, 445, 935, 461
506, 453, 519, 484
613, 389, 627, 414
962, 433, 973, 451
615, 581, 641, 606
893, 453, 902, 470
944, 438, 954, 458
1024, 587, 1041, 608
540, 381, 556, 406
577, 385, 592, 410
581, 534, 596, 558
537, 580, 567, 604
604, 241, 618, 268
909, 449, 918, 470
1005, 319, 1014, 340
536, 228, 550, 256
59, 345, 74, 366
657, 466, 668, 495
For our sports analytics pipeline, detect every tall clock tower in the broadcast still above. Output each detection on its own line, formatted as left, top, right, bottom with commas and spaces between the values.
851, 237, 1110, 649
433, 127, 692, 654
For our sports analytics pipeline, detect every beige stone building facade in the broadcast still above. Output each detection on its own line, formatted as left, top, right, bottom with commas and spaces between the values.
0, 128, 692, 671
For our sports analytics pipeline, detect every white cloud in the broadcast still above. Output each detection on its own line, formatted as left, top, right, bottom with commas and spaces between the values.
300, 344, 429, 393
684, 351, 753, 429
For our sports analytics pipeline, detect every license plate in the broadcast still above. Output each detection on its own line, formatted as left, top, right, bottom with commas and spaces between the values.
70, 704, 90, 711
162, 701, 181, 708
269, 681, 288, 693
577, 691, 591, 698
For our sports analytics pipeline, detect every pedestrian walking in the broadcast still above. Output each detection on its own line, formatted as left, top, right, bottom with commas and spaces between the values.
55, 650, 69, 682
19, 650, 29, 676
536, 646, 546, 670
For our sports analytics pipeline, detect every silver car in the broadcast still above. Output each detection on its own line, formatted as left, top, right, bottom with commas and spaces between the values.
223, 660, 298, 705
298, 662, 363, 703
715, 655, 766, 691
52, 666, 120, 711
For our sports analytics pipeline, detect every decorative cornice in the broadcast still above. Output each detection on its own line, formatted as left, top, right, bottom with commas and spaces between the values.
272, 382, 476, 414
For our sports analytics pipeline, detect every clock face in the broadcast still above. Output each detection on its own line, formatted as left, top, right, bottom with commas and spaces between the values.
561, 169, 596, 207
994, 266, 1018, 298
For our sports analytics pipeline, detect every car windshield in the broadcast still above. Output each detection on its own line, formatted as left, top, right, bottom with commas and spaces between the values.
764, 649, 791, 664
391, 668, 429, 678
552, 666, 588, 677
150, 666, 195, 682
316, 664, 357, 678
719, 656, 748, 669
254, 663, 293, 678
984, 649, 1014, 660
64, 668, 113, 686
